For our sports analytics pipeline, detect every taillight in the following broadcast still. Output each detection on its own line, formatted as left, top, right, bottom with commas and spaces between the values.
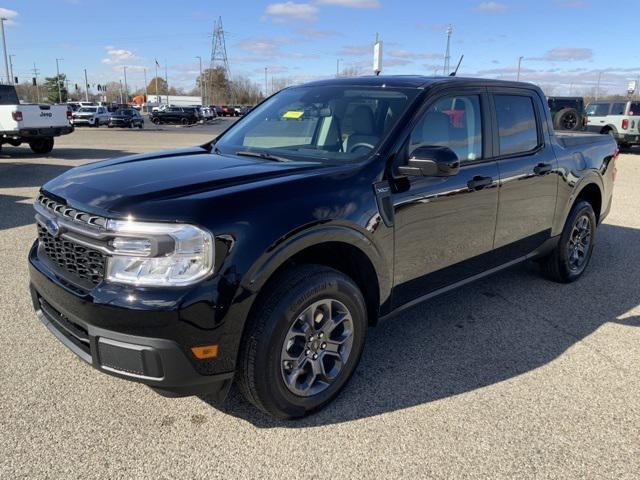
622, 119, 629, 130
66, 110, 72, 119
12, 111, 22, 122
582, 116, 588, 126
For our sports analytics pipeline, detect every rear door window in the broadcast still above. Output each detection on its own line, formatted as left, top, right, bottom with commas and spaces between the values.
628, 102, 640, 116
585, 103, 610, 116
494, 95, 539, 156
610, 103, 626, 115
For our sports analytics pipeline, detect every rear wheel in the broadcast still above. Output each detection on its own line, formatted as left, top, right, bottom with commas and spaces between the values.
540, 200, 596, 283
180, 118, 188, 126
237, 265, 367, 419
29, 137, 54, 154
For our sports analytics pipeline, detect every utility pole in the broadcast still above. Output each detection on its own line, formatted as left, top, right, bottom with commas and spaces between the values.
8, 54, 15, 83
123, 66, 128, 104
119, 79, 123, 104
595, 71, 602, 101
143, 68, 148, 111
517, 56, 524, 81
0, 18, 10, 84
32, 62, 40, 103
264, 67, 268, 97
83, 68, 89, 102
196, 56, 203, 106
336, 58, 341, 77
164, 61, 169, 105
55, 58, 63, 103
443, 25, 452, 75
154, 59, 160, 105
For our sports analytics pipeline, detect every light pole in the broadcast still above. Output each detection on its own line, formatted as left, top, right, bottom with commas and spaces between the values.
0, 18, 10, 84
8, 53, 15, 83
83, 68, 89, 102
195, 56, 203, 106
596, 71, 602, 100
123, 66, 128, 104
336, 58, 342, 77
55, 58, 63, 103
264, 67, 268, 97
517, 56, 524, 81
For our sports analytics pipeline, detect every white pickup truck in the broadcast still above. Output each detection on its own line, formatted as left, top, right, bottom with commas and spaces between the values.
0, 85, 73, 154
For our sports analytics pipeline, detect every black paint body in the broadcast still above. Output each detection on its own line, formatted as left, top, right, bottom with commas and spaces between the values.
28, 76, 617, 396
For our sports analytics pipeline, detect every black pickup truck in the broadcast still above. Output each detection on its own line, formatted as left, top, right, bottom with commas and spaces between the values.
29, 77, 617, 419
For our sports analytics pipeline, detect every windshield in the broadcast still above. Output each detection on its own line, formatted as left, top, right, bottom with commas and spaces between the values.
114, 109, 132, 115
78, 107, 97, 113
215, 85, 420, 162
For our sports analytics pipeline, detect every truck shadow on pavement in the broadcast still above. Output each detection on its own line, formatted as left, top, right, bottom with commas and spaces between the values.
1, 147, 132, 161
206, 223, 640, 427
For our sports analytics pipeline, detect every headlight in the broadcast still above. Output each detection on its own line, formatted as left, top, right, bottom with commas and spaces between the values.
105, 219, 214, 287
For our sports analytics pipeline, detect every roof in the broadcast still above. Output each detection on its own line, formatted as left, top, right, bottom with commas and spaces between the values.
299, 75, 537, 90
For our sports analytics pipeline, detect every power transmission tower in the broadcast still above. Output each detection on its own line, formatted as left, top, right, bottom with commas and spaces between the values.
443, 25, 453, 75
208, 16, 231, 104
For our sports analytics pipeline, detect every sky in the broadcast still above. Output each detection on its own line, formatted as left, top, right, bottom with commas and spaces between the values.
1, 0, 639, 96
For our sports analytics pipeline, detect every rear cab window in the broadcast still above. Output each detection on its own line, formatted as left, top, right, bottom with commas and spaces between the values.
494, 94, 539, 156
628, 102, 640, 116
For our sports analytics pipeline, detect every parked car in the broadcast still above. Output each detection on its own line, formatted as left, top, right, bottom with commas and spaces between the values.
107, 108, 144, 129
0, 84, 73, 154
28, 76, 617, 419
151, 104, 171, 113
71, 105, 110, 127
200, 106, 217, 121
547, 96, 584, 131
584, 100, 640, 147
239, 105, 254, 116
149, 106, 199, 125
219, 105, 235, 117
232, 105, 242, 116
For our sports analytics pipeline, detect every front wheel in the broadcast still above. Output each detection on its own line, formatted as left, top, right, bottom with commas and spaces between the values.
237, 265, 367, 419
29, 137, 54, 154
540, 200, 596, 282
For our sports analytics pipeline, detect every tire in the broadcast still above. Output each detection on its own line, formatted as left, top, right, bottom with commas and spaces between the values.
237, 265, 367, 419
138, 121, 144, 129
180, 118, 188, 126
540, 200, 596, 283
554, 108, 580, 131
152, 117, 160, 125
29, 137, 54, 154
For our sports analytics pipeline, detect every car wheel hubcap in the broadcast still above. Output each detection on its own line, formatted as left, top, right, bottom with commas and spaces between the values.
280, 299, 354, 397
567, 214, 592, 272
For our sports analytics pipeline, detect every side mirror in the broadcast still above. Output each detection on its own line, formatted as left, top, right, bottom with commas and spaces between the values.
397, 145, 460, 177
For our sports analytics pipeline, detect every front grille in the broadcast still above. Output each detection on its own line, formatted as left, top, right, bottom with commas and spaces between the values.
36, 193, 108, 229
37, 224, 106, 286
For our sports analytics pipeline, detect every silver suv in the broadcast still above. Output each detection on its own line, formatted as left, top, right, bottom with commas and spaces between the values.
584, 100, 640, 147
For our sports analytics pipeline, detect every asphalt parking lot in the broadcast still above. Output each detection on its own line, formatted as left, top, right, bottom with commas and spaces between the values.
1, 124, 638, 479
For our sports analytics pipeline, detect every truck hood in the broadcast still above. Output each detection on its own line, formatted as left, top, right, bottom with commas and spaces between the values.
42, 146, 320, 216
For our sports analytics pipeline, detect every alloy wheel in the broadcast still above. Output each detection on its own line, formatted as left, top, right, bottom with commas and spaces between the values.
567, 214, 592, 272
280, 299, 354, 397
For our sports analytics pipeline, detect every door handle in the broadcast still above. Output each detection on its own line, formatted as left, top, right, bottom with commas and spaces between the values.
534, 162, 553, 175
467, 175, 493, 191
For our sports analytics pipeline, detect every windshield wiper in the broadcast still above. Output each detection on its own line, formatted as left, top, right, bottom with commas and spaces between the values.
235, 150, 292, 162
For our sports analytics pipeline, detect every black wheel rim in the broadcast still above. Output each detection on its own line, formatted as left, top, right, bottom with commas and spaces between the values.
562, 113, 577, 129
280, 299, 354, 397
567, 214, 592, 272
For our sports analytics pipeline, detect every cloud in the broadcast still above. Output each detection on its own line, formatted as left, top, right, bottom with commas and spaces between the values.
416, 22, 450, 31
235, 36, 296, 56
529, 47, 593, 62
258, 65, 290, 74
338, 44, 371, 56
265, 2, 318, 22
473, 2, 507, 12
101, 46, 141, 65
317, 0, 381, 7
0, 7, 18, 26
389, 49, 442, 60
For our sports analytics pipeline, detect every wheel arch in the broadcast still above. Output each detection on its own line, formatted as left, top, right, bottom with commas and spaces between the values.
243, 225, 391, 326
556, 180, 603, 233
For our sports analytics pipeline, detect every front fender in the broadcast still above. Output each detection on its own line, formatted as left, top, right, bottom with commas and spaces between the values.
243, 223, 392, 307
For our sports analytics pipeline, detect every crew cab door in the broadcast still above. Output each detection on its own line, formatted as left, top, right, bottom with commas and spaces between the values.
488, 89, 558, 258
390, 89, 500, 307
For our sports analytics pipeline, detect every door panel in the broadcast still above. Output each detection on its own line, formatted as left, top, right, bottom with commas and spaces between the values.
390, 89, 499, 308
491, 91, 558, 258
392, 162, 500, 307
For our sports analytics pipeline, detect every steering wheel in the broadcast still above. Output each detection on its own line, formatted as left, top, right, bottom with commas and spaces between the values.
348, 142, 375, 153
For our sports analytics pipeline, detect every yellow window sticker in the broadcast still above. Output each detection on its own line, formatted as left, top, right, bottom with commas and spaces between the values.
283, 111, 304, 119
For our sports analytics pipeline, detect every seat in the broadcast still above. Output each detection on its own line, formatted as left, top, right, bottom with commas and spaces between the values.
345, 106, 379, 153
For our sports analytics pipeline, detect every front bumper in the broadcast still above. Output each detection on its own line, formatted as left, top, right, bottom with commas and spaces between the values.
71, 118, 94, 125
28, 243, 235, 400
108, 119, 131, 127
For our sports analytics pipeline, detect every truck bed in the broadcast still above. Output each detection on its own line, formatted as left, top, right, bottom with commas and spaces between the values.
555, 131, 612, 149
